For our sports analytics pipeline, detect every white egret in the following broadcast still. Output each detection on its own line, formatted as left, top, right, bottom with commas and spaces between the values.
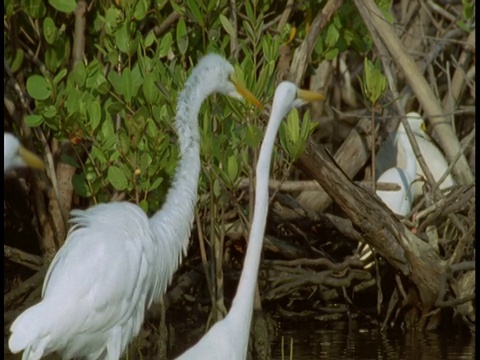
176, 82, 324, 360
375, 112, 456, 200
8, 54, 260, 360
4, 133, 45, 173
359, 115, 418, 266
375, 121, 417, 216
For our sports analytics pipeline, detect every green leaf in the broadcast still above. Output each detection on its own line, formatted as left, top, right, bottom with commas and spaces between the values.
143, 75, 159, 105
462, 0, 474, 19
104, 7, 122, 35
26, 75, 52, 100
108, 70, 122, 95
91, 145, 108, 164
326, 24, 339, 47
130, 65, 143, 97
227, 155, 239, 183
219, 14, 235, 37
116, 24, 130, 54
139, 152, 152, 169
25, 114, 44, 127
279, 109, 302, 159
134, 0, 148, 20
108, 166, 128, 190
158, 32, 172, 58
280, 110, 316, 160
45, 48, 59, 73
49, 0, 76, 14
245, 124, 262, 147
53, 68, 68, 84
101, 115, 115, 139
43, 105, 58, 118
121, 67, 133, 103
176, 18, 188, 55
10, 49, 24, 73
324, 48, 339, 60
144, 31, 156, 48
139, 199, 149, 213
5, 0, 14, 17
66, 87, 82, 114
88, 100, 102, 131
213, 178, 221, 198
25, 0, 46, 18
71, 62, 86, 86
149, 177, 163, 191
43, 17, 57, 44
362, 57, 387, 105
169, 0, 185, 16
60, 153, 80, 168
456, 20, 472, 32
72, 173, 91, 197
186, 0, 203, 25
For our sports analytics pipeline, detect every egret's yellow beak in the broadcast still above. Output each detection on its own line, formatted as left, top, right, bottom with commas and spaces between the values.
18, 146, 45, 170
298, 89, 326, 102
230, 75, 262, 109
419, 121, 433, 141
420, 122, 427, 132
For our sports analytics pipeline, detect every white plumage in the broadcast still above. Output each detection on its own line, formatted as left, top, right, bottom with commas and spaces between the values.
376, 112, 456, 200
8, 54, 259, 360
176, 82, 324, 360
359, 113, 434, 266
4, 133, 45, 173
375, 122, 417, 216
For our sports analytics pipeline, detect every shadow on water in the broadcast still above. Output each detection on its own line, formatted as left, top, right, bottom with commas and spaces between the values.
271, 320, 475, 360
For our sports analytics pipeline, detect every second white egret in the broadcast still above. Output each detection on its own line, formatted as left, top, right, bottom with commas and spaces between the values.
176, 82, 325, 360
375, 112, 456, 199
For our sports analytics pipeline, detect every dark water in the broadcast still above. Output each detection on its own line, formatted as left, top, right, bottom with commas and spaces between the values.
3, 321, 474, 359
270, 321, 475, 360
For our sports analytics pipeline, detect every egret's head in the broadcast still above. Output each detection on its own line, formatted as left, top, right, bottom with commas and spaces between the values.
193, 54, 260, 107
4, 133, 45, 173
398, 112, 429, 139
273, 81, 325, 114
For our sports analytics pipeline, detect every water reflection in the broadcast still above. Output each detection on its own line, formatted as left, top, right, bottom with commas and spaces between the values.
271, 321, 475, 359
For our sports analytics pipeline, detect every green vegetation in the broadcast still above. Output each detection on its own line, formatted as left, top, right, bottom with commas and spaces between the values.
5, 0, 375, 213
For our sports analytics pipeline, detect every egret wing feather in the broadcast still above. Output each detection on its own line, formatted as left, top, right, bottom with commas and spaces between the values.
11, 203, 160, 359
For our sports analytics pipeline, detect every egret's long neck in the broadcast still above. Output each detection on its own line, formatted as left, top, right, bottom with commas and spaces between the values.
227, 105, 288, 354
398, 131, 417, 181
150, 73, 210, 276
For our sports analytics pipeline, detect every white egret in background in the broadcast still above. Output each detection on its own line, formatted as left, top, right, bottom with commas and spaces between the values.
8, 54, 260, 360
176, 82, 325, 360
375, 120, 417, 216
375, 112, 455, 200
359, 115, 418, 266
4, 133, 45, 173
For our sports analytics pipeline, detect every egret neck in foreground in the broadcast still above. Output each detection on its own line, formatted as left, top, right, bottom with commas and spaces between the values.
4, 133, 45, 173
8, 54, 259, 360
176, 81, 325, 360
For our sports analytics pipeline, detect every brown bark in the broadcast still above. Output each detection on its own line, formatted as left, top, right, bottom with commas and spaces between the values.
296, 139, 443, 315
297, 116, 391, 212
